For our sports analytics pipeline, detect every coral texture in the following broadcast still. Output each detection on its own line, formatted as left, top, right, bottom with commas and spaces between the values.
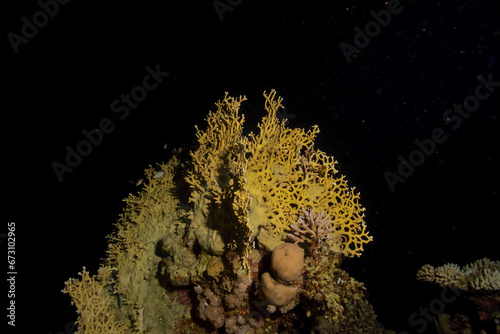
417, 258, 500, 291
194, 285, 225, 329
185, 90, 372, 258
417, 258, 500, 333
62, 91, 387, 334
271, 242, 304, 282
62, 267, 127, 334
289, 208, 341, 253
300, 241, 391, 333
260, 272, 297, 307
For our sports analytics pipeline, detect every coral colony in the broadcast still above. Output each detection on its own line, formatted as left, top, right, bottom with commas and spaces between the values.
62, 91, 499, 333
417, 258, 500, 333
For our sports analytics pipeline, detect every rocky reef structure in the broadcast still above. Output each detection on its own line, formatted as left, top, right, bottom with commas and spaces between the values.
417, 258, 500, 333
62, 91, 392, 333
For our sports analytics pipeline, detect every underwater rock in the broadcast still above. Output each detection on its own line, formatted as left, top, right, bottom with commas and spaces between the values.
160, 234, 198, 286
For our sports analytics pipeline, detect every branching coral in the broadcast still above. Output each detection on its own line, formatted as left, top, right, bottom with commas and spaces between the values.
185, 90, 372, 259
224, 273, 252, 309
289, 208, 334, 244
185, 93, 252, 258
63, 91, 383, 334
62, 267, 127, 334
417, 258, 500, 292
194, 285, 225, 329
301, 259, 392, 333
244, 93, 372, 257
417, 258, 500, 331
288, 208, 343, 254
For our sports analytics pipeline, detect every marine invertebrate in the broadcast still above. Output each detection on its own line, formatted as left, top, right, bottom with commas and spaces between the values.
244, 96, 372, 256
271, 242, 304, 282
223, 273, 251, 309
260, 272, 297, 307
417, 258, 500, 292
417, 258, 500, 332
185, 90, 372, 258
288, 207, 342, 254
62, 91, 386, 333
257, 243, 303, 312
194, 285, 225, 329
62, 267, 127, 334
300, 254, 392, 333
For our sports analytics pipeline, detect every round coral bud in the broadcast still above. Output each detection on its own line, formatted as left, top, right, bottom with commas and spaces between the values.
271, 243, 304, 282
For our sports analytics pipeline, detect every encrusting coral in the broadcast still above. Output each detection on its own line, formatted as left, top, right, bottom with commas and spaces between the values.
417, 258, 500, 333
62, 90, 391, 333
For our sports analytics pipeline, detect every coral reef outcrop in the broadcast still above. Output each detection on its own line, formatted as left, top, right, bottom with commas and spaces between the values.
62, 91, 391, 334
260, 272, 297, 307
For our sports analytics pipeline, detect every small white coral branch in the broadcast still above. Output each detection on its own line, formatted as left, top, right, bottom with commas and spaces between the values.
288, 208, 335, 248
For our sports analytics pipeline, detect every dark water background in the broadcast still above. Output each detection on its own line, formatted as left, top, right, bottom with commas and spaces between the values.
4, 1, 499, 333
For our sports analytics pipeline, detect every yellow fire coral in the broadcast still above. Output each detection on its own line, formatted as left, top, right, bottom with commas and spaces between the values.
185, 94, 251, 257
417, 258, 500, 291
186, 90, 372, 258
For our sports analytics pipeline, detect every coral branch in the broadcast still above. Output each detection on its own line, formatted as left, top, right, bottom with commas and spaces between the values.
288, 208, 337, 253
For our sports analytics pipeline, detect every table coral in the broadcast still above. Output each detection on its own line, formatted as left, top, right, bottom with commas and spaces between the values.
417, 258, 500, 292
62, 91, 389, 334
417, 258, 500, 333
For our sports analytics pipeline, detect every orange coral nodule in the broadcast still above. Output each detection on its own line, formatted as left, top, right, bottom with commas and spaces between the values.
261, 272, 296, 307
271, 243, 304, 282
